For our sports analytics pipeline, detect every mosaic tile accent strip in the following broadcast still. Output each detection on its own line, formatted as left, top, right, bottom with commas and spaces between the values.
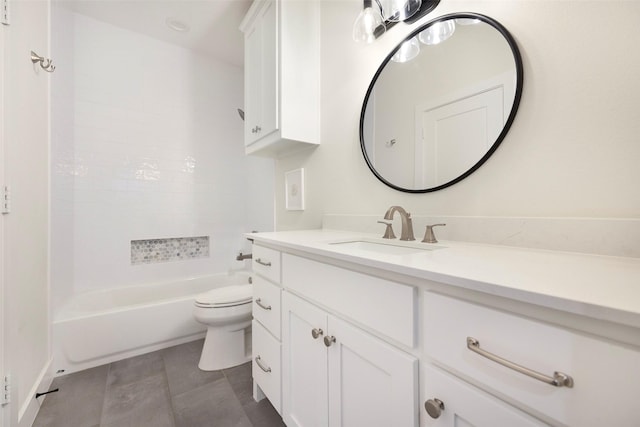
131, 236, 209, 265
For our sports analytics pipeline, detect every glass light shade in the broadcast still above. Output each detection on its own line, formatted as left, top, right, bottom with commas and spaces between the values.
418, 20, 456, 45
391, 37, 420, 63
353, 6, 386, 44
379, 0, 422, 22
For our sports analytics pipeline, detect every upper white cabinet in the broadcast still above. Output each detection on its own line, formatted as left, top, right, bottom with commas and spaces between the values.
240, 0, 320, 157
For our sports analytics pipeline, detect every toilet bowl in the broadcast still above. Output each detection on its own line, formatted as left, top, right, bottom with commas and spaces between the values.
193, 284, 253, 371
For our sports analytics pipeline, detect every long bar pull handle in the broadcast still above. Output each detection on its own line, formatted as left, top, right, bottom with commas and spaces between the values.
255, 356, 271, 373
255, 298, 272, 311
255, 258, 271, 267
466, 337, 574, 388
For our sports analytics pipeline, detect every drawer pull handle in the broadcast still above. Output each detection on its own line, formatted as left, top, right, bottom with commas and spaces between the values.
311, 328, 324, 339
255, 356, 271, 373
255, 298, 272, 311
255, 258, 272, 267
424, 398, 445, 419
467, 337, 574, 388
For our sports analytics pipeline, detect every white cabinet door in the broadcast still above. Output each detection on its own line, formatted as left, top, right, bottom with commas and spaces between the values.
282, 292, 329, 427
283, 292, 419, 427
244, 0, 277, 147
327, 316, 418, 427
423, 364, 548, 427
258, 0, 277, 140
244, 20, 261, 146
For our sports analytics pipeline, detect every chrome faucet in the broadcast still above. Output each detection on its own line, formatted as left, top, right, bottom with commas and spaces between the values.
383, 206, 415, 241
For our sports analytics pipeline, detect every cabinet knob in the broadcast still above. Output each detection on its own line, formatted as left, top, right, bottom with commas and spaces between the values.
311, 328, 324, 339
424, 398, 445, 419
323, 335, 336, 347
256, 125, 262, 132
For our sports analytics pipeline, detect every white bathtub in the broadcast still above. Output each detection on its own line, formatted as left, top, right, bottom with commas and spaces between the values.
53, 271, 252, 374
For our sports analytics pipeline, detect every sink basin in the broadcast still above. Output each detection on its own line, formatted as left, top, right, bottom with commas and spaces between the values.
328, 240, 441, 255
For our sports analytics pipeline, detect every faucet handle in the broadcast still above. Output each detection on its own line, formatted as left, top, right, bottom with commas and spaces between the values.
422, 223, 446, 244
377, 221, 396, 239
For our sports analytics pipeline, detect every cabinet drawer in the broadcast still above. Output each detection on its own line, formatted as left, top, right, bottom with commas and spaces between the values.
252, 320, 282, 414
423, 291, 640, 426
423, 364, 547, 426
253, 275, 281, 339
283, 254, 415, 347
253, 245, 281, 284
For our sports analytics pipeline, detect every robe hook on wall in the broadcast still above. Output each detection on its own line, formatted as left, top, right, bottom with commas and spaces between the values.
31, 51, 55, 73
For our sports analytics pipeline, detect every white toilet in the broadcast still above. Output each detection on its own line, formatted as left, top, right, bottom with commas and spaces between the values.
193, 283, 253, 371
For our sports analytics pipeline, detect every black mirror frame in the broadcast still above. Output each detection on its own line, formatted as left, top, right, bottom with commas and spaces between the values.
359, 12, 524, 193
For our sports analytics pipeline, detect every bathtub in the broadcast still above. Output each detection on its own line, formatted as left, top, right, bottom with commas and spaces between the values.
53, 271, 252, 375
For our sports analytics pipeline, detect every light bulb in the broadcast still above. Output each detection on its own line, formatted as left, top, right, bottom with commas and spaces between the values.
353, 6, 386, 44
391, 37, 420, 63
418, 20, 456, 45
379, 0, 422, 22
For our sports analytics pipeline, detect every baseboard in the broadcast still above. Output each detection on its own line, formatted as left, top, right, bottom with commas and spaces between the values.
18, 357, 54, 427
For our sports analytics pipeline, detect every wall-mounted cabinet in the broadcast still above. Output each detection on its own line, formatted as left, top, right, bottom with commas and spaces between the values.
240, 0, 320, 157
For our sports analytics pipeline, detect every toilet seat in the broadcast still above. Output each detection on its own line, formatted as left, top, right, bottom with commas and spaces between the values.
195, 284, 253, 308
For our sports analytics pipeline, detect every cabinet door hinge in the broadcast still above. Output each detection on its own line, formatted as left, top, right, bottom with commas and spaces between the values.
1, 0, 9, 26
2, 185, 10, 214
1, 374, 10, 406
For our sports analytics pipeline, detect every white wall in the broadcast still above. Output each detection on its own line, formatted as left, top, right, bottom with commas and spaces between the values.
51, 9, 274, 307
275, 1, 640, 234
2, 0, 52, 425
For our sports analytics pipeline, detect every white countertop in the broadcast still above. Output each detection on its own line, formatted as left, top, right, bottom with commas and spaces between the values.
248, 229, 640, 329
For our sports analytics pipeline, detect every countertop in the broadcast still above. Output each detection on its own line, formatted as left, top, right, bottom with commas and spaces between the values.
248, 229, 640, 329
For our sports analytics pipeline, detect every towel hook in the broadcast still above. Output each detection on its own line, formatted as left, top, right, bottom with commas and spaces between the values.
30, 51, 55, 73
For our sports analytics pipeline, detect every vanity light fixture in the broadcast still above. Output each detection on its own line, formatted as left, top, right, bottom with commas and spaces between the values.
352, 1, 386, 44
379, 0, 422, 22
391, 36, 420, 63
353, 0, 440, 44
418, 20, 455, 45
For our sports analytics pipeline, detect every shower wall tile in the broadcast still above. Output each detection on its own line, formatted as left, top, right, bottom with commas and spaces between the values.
50, 9, 275, 295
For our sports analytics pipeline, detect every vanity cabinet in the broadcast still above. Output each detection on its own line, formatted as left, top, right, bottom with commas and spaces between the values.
249, 232, 640, 427
423, 291, 640, 426
251, 245, 282, 414
423, 364, 547, 427
240, 0, 320, 157
282, 291, 418, 427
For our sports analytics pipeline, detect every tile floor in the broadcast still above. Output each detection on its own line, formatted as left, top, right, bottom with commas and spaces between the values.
33, 339, 285, 427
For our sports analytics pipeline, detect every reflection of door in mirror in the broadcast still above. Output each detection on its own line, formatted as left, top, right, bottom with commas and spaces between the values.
414, 71, 514, 187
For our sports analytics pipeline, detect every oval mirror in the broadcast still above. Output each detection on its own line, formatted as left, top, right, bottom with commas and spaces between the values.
360, 13, 523, 193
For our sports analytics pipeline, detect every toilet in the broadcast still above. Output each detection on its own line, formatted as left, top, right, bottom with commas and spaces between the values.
193, 284, 253, 371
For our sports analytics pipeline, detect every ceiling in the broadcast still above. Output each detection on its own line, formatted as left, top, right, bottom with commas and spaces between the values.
55, 0, 253, 67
